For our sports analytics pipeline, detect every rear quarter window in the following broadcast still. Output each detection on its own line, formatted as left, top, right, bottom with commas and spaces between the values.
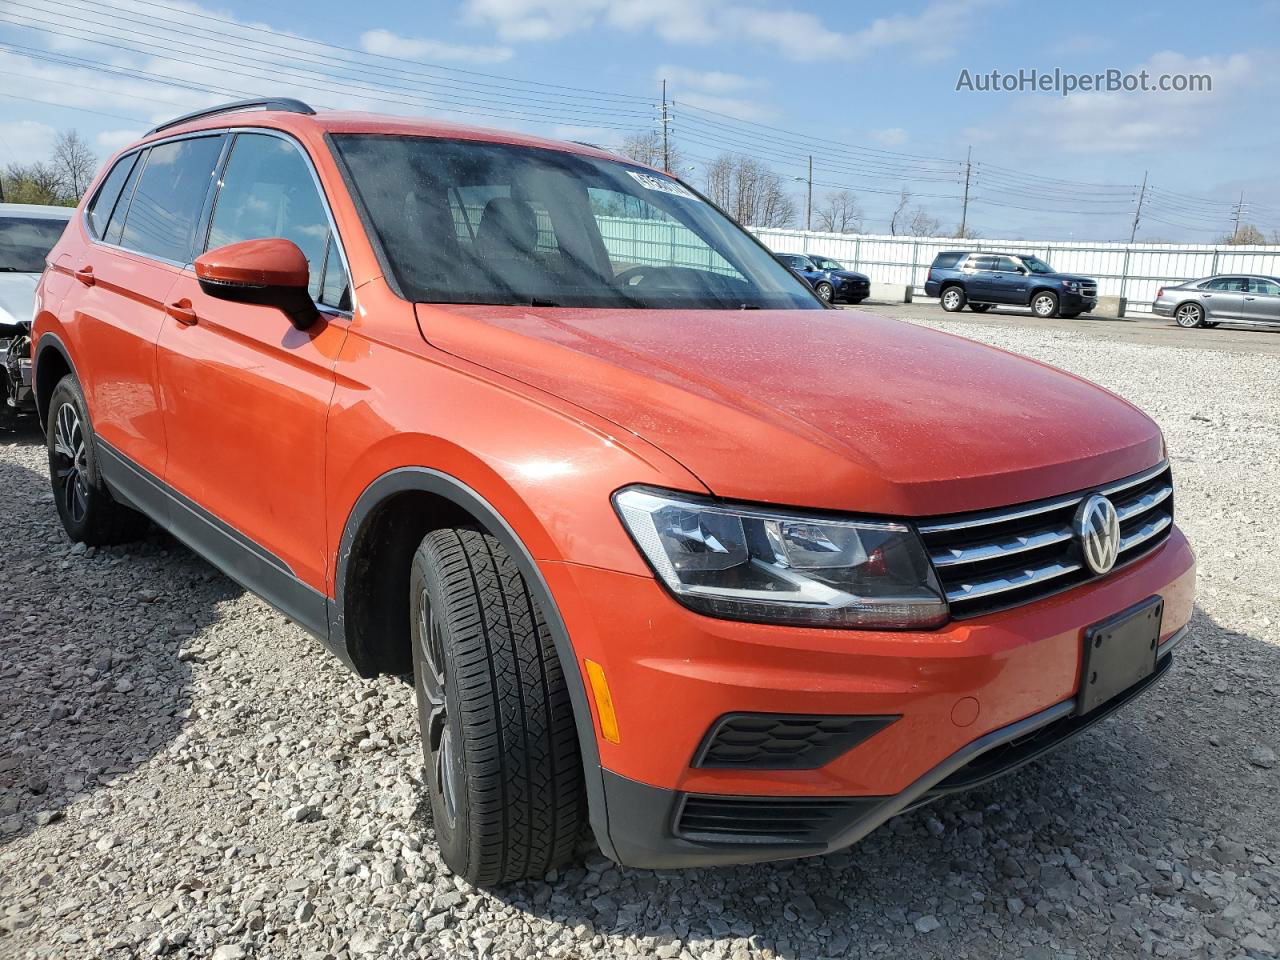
86, 153, 138, 239
931, 252, 965, 269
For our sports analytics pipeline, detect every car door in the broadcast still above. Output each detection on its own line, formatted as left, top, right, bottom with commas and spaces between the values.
156, 131, 352, 616
1242, 277, 1280, 324
71, 135, 225, 479
990, 256, 1029, 304
1200, 277, 1249, 320
964, 255, 998, 301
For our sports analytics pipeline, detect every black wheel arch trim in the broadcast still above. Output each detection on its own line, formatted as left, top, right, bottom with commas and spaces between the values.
33, 332, 80, 430
331, 466, 615, 861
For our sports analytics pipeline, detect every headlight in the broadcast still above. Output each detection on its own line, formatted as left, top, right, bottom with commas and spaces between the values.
1063, 280, 1080, 291
613, 487, 948, 629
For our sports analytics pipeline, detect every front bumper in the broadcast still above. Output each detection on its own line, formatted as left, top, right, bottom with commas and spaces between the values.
836, 279, 870, 301
601, 628, 1184, 868
544, 526, 1195, 868
1062, 290, 1097, 313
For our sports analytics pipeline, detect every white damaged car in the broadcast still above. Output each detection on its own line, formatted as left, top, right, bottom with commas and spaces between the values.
1, 203, 72, 426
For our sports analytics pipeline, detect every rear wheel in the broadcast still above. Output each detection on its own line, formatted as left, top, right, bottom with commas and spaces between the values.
1031, 291, 1059, 318
814, 281, 834, 303
1175, 302, 1205, 328
46, 375, 148, 545
410, 526, 584, 885
940, 286, 966, 312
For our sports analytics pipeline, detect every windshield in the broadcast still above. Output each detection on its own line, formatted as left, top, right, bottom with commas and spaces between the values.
333, 135, 821, 310
1019, 255, 1055, 275
0, 216, 67, 273
811, 257, 844, 271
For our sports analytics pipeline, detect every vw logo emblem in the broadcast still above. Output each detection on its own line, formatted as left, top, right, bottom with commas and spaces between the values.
1075, 493, 1121, 575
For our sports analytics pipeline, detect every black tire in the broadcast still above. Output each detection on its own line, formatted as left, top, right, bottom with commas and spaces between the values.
969, 303, 992, 313
940, 285, 966, 312
46, 375, 149, 545
1031, 290, 1059, 318
814, 281, 834, 303
1175, 302, 1205, 328
410, 526, 584, 885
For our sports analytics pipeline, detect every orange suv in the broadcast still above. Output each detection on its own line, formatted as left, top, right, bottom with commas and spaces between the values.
33, 99, 1195, 885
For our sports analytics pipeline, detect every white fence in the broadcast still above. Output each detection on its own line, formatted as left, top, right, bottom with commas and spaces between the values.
750, 227, 1280, 314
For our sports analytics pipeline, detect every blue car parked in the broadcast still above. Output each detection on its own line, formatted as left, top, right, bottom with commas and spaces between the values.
776, 253, 871, 304
924, 250, 1098, 318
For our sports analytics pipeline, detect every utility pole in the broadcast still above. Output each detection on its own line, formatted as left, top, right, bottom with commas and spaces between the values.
959, 145, 971, 238
660, 79, 669, 172
806, 154, 812, 232
1231, 190, 1245, 241
1130, 170, 1147, 243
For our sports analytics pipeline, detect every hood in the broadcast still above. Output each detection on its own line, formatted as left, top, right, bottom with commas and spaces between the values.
0, 273, 39, 327
417, 305, 1162, 516
1047, 273, 1095, 284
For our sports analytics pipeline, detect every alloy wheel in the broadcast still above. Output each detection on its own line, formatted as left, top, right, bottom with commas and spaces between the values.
816, 283, 833, 302
942, 289, 961, 310
1175, 304, 1203, 328
417, 588, 459, 829
52, 402, 90, 525
1034, 295, 1056, 317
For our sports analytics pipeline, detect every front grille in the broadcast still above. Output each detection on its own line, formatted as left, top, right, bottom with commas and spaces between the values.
675, 795, 875, 845
693, 713, 897, 770
1082, 284, 1098, 297
918, 461, 1174, 618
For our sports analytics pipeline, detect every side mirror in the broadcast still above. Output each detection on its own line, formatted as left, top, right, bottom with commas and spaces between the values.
194, 237, 319, 331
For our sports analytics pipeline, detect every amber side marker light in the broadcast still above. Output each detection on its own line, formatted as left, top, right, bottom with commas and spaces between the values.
584, 659, 621, 744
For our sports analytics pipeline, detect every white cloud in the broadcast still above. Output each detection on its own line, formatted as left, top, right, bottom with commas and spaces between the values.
464, 0, 995, 62
657, 65, 761, 95
871, 127, 908, 146
358, 28, 514, 64
969, 51, 1261, 155
95, 129, 144, 155
0, 120, 59, 166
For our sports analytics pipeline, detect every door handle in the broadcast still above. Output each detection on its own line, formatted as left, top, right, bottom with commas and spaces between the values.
74, 265, 95, 286
165, 300, 198, 326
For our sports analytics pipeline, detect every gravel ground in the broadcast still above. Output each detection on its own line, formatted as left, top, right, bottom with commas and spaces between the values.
2, 319, 1278, 960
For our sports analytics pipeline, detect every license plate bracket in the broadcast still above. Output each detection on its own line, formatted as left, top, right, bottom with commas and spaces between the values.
1077, 596, 1163, 715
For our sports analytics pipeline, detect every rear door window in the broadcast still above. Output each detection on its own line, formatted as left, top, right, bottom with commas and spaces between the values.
968, 255, 997, 271
119, 135, 225, 263
1247, 277, 1280, 295
86, 153, 138, 239
206, 133, 338, 303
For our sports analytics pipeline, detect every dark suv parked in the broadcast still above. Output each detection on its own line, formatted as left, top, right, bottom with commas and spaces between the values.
925, 251, 1098, 318
776, 253, 870, 304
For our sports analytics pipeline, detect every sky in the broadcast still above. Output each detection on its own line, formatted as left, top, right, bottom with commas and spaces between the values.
0, 0, 1277, 242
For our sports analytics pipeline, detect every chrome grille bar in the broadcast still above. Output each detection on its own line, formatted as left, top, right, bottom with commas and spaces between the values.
918, 461, 1174, 618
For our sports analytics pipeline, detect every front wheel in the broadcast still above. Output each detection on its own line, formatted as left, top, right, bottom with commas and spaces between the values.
814, 282, 834, 303
411, 527, 584, 885
1175, 302, 1205, 328
940, 286, 966, 312
46, 376, 148, 545
1031, 291, 1059, 318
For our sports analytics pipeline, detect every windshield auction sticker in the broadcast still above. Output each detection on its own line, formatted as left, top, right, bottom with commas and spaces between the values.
627, 170, 699, 200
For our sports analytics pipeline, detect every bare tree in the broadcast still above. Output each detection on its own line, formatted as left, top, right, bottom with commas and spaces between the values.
1, 162, 66, 205
907, 207, 941, 237
815, 190, 862, 234
703, 153, 797, 228
951, 223, 981, 239
52, 130, 97, 201
618, 129, 683, 174
1221, 223, 1265, 245
889, 188, 912, 236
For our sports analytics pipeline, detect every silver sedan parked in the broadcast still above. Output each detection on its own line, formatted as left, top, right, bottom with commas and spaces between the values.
1152, 275, 1280, 329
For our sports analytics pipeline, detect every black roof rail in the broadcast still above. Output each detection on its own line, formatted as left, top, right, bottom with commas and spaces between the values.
146, 98, 316, 136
